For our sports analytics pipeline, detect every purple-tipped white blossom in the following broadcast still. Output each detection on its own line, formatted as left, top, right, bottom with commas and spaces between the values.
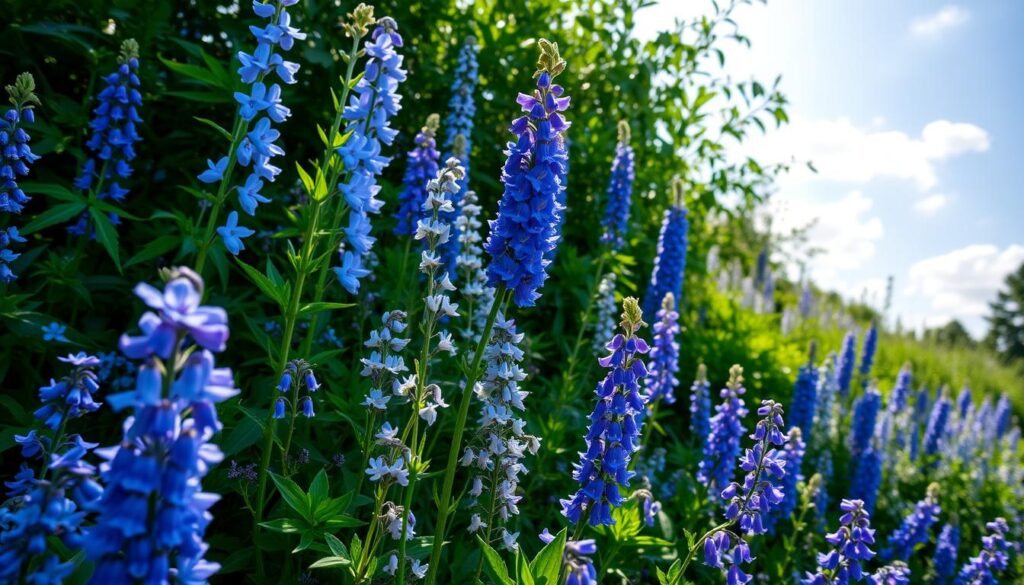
561, 298, 648, 526
462, 315, 540, 552
698, 365, 750, 501
645, 293, 680, 405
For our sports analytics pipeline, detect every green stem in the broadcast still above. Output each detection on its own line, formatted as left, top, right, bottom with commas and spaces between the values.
281, 382, 301, 474
424, 286, 507, 585
194, 115, 247, 277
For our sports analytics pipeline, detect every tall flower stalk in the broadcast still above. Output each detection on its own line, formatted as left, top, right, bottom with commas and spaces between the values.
600, 120, 635, 251
425, 39, 569, 585
194, 0, 303, 270
642, 178, 689, 318
439, 36, 479, 276
698, 365, 750, 501
0, 72, 40, 283
645, 292, 681, 406
801, 499, 877, 584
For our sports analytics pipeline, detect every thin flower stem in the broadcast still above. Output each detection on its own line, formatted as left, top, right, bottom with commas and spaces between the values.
193, 114, 246, 277
424, 284, 508, 585
471, 464, 505, 582
559, 252, 607, 401
281, 382, 301, 473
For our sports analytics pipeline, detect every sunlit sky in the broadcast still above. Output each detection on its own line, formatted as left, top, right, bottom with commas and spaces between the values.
634, 1, 1024, 337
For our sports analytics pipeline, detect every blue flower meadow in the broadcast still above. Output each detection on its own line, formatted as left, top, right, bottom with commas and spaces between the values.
484, 40, 570, 307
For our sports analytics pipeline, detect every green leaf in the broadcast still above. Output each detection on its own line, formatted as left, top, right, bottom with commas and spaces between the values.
294, 528, 320, 552
269, 472, 311, 521
314, 493, 353, 522
165, 90, 233, 104
476, 537, 513, 585
125, 234, 180, 267
324, 533, 350, 559
259, 518, 307, 534
515, 549, 536, 585
324, 516, 364, 529
296, 162, 315, 194
308, 468, 329, 506
309, 556, 350, 569
20, 182, 82, 203
193, 117, 234, 141
21, 202, 86, 234
529, 527, 566, 585
299, 302, 355, 315
349, 534, 363, 566
90, 208, 121, 270
236, 258, 286, 308
159, 55, 223, 87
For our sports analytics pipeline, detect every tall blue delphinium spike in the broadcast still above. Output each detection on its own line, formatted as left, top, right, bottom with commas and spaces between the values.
849, 386, 881, 458
954, 518, 1014, 585
954, 385, 972, 420
333, 16, 406, 293
393, 114, 440, 237
914, 386, 930, 426
462, 314, 540, 551
836, 332, 857, 399
801, 499, 877, 585
600, 120, 635, 251
881, 483, 940, 561
812, 354, 839, 447
539, 529, 597, 585
201, 2, 304, 253
923, 390, 952, 458
754, 247, 768, 287
641, 179, 689, 318
561, 297, 649, 526
0, 73, 40, 283
868, 563, 911, 585
592, 272, 618, 353
992, 394, 1011, 439
645, 292, 680, 406
704, 400, 789, 585
859, 323, 877, 381
0, 354, 105, 584
484, 39, 569, 308
888, 365, 912, 415
799, 281, 813, 319
453, 189, 495, 341
689, 364, 712, 450
764, 426, 805, 534
438, 36, 479, 277
789, 343, 819, 437
698, 365, 750, 502
761, 270, 775, 313
813, 450, 833, 529
934, 524, 959, 585
849, 444, 882, 514
68, 39, 142, 235
86, 267, 238, 583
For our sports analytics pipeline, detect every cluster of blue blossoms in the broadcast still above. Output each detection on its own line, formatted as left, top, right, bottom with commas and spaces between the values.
881, 483, 941, 561
1, 73, 40, 282
698, 365, 750, 500
645, 293, 681, 405
86, 267, 237, 583
641, 179, 689, 318
273, 358, 320, 420
394, 114, 440, 237
600, 120, 635, 251
802, 498, 877, 584
69, 39, 142, 236
333, 16, 406, 293
484, 40, 569, 308
954, 518, 1014, 585
541, 529, 598, 585
203, 0, 304, 254
933, 523, 960, 585
688, 365, 712, 451
562, 298, 648, 526
787, 352, 819, 437
836, 332, 857, 398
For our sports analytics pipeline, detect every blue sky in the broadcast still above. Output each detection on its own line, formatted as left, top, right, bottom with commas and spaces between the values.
634, 1, 1024, 337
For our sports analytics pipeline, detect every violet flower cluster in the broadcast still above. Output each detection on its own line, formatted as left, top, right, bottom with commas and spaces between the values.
954, 518, 1014, 585
334, 16, 407, 293
698, 365, 750, 501
849, 386, 881, 458
868, 563, 910, 585
645, 293, 681, 405
394, 114, 440, 237
881, 483, 940, 561
462, 314, 540, 551
849, 445, 882, 514
484, 40, 569, 307
272, 359, 320, 420
764, 426, 804, 534
689, 365, 712, 451
788, 357, 819, 437
934, 524, 960, 585
923, 390, 952, 458
69, 39, 142, 236
704, 400, 789, 585
641, 179, 689, 318
801, 498, 877, 585
86, 267, 237, 583
836, 332, 857, 398
561, 297, 648, 526
600, 120, 635, 251
0, 73, 39, 283
859, 323, 877, 380
592, 272, 618, 353
201, 1, 303, 254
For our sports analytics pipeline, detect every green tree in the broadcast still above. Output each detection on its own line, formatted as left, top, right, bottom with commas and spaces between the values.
985, 262, 1024, 363
926, 319, 976, 349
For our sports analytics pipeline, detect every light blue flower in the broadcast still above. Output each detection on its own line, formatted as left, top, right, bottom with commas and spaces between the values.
334, 251, 371, 294
217, 211, 255, 255
198, 156, 229, 183
42, 322, 68, 343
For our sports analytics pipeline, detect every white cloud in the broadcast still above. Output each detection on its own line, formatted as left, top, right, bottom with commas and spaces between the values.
772, 190, 884, 286
742, 117, 989, 191
910, 6, 969, 38
914, 193, 949, 215
904, 244, 1024, 335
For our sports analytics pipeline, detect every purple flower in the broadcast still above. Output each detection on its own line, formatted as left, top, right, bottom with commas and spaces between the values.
645, 293, 680, 405
600, 121, 635, 251
954, 518, 1014, 585
689, 365, 712, 450
802, 499, 876, 585
539, 529, 597, 585
788, 357, 819, 437
881, 483, 940, 561
698, 365, 750, 500
641, 179, 689, 318
836, 332, 857, 398
934, 524, 959, 585
394, 115, 441, 237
